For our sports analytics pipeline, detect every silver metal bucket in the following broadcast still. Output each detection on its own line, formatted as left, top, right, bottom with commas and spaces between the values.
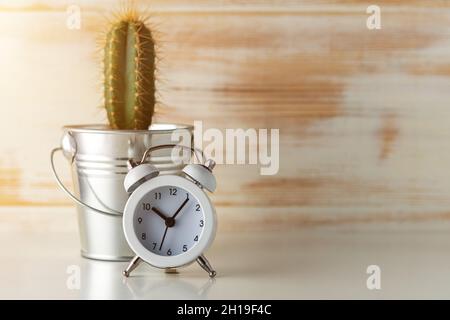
51, 124, 193, 261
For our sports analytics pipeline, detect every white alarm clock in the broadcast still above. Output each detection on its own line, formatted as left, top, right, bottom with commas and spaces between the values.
122, 145, 217, 278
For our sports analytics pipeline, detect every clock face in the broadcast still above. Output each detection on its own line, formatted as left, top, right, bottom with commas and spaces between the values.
133, 185, 205, 257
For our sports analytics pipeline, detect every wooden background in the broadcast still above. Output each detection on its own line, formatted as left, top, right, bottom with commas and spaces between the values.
1, 0, 450, 230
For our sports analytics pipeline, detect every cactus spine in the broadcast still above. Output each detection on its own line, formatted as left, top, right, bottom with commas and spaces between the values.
104, 16, 156, 130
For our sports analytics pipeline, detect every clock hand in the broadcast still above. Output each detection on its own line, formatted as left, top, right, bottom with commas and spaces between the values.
172, 197, 189, 220
158, 204, 177, 251
159, 226, 169, 251
151, 207, 169, 222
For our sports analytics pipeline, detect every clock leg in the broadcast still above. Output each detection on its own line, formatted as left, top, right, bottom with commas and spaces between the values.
123, 256, 141, 277
197, 254, 217, 278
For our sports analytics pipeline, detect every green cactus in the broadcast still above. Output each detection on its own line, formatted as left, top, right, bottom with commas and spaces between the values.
104, 15, 156, 130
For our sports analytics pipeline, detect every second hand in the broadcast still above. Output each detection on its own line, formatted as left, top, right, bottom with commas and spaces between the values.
159, 226, 169, 251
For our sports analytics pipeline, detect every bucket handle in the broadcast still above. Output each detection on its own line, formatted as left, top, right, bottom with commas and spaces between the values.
50, 147, 122, 217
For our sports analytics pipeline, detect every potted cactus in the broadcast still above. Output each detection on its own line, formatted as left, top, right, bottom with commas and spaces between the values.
51, 9, 193, 261
103, 10, 156, 130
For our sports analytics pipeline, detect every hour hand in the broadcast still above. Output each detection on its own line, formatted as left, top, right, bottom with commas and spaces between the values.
151, 207, 169, 222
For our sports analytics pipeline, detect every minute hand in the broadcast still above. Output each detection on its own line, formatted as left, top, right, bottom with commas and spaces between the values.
172, 198, 189, 220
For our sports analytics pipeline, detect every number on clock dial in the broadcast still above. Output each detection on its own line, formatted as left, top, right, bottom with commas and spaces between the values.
134, 185, 205, 256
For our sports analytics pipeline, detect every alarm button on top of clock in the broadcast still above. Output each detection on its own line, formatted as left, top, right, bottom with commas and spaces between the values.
182, 162, 216, 193
124, 163, 159, 193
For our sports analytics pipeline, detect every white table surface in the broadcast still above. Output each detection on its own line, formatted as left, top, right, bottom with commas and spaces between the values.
2, 207, 450, 299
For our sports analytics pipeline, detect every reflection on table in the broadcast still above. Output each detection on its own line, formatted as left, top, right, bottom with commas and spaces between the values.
79, 259, 215, 299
